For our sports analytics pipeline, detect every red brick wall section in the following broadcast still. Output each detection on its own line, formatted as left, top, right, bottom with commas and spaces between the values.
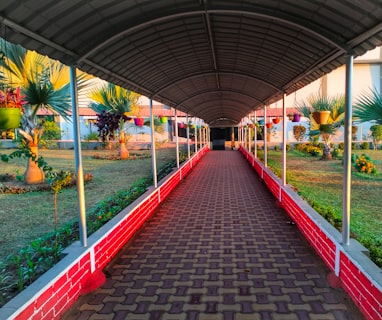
280, 190, 337, 270
14, 253, 91, 320
340, 252, 382, 320
262, 170, 280, 198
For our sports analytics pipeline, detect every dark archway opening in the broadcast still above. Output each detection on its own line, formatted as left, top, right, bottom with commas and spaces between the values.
210, 127, 238, 150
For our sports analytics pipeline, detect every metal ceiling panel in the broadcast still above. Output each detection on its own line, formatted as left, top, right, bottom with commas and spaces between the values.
1, 0, 382, 126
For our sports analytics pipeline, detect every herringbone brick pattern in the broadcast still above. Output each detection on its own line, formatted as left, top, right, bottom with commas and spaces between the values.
62, 151, 364, 320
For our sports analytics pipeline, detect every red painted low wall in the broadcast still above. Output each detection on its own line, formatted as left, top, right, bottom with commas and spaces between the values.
239, 146, 382, 320
0, 146, 209, 320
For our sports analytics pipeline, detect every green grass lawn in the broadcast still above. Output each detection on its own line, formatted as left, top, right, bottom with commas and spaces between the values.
261, 149, 382, 245
0, 146, 182, 261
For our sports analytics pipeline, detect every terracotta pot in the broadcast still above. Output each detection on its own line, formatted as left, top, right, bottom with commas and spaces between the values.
134, 117, 144, 126
0, 108, 22, 130
312, 111, 330, 124
272, 118, 281, 124
24, 146, 44, 185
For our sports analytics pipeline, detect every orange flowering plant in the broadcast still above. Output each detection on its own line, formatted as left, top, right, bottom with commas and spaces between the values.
354, 154, 377, 174
0, 87, 26, 111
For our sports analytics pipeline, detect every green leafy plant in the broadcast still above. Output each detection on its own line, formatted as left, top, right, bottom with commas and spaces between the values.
369, 125, 382, 150
360, 141, 370, 150
46, 170, 73, 230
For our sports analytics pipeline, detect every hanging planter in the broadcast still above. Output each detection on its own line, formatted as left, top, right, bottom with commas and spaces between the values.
159, 116, 168, 124
134, 117, 144, 127
248, 124, 254, 129
287, 114, 294, 121
312, 111, 330, 124
0, 108, 22, 130
0, 87, 25, 130
257, 119, 264, 126
272, 118, 281, 124
292, 113, 301, 122
190, 124, 196, 129
266, 122, 273, 129
178, 122, 185, 129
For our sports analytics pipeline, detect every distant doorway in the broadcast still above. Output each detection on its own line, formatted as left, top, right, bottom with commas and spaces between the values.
210, 127, 237, 150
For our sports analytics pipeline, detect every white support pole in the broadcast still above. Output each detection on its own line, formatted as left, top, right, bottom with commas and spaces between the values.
150, 99, 157, 188
186, 114, 190, 159
248, 124, 251, 153
194, 118, 198, 153
199, 124, 202, 149
342, 54, 354, 246
264, 105, 267, 167
174, 109, 180, 169
254, 111, 257, 158
282, 93, 287, 186
70, 66, 87, 247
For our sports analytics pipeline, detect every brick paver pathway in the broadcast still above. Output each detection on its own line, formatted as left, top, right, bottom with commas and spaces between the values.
62, 150, 364, 320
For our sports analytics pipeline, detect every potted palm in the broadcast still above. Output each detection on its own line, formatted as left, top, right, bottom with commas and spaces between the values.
296, 93, 345, 160
0, 87, 25, 130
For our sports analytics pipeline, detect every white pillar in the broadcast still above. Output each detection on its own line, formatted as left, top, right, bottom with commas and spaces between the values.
150, 99, 157, 188
186, 114, 190, 159
174, 109, 179, 168
282, 93, 287, 186
194, 118, 198, 153
342, 54, 354, 246
70, 66, 87, 247
264, 105, 267, 167
254, 111, 257, 158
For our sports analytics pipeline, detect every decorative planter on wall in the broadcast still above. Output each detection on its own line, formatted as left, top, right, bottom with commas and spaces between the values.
266, 122, 273, 129
258, 119, 264, 126
312, 111, 330, 124
0, 108, 22, 130
292, 114, 301, 122
134, 117, 144, 126
272, 118, 281, 124
159, 116, 168, 124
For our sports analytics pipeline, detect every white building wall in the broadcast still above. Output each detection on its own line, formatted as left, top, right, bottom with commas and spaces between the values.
268, 46, 382, 144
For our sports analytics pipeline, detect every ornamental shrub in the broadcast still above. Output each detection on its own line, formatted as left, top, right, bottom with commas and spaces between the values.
360, 141, 370, 150
354, 154, 377, 174
304, 144, 321, 156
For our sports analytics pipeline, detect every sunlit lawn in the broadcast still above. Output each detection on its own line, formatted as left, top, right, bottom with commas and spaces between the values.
260, 148, 382, 242
0, 145, 183, 261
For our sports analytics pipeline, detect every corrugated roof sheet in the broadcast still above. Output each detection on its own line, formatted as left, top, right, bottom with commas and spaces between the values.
1, 1, 382, 126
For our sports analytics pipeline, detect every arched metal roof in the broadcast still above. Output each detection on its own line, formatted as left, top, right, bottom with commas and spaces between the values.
1, 0, 382, 126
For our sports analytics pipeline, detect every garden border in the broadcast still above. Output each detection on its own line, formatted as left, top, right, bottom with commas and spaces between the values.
0, 145, 209, 320
239, 145, 382, 320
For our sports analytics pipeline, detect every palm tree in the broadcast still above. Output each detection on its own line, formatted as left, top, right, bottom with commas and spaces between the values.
353, 88, 382, 123
0, 39, 91, 184
297, 93, 345, 160
89, 83, 140, 159
353, 88, 382, 149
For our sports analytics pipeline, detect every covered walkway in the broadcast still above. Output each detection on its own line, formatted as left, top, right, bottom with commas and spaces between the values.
62, 150, 363, 320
